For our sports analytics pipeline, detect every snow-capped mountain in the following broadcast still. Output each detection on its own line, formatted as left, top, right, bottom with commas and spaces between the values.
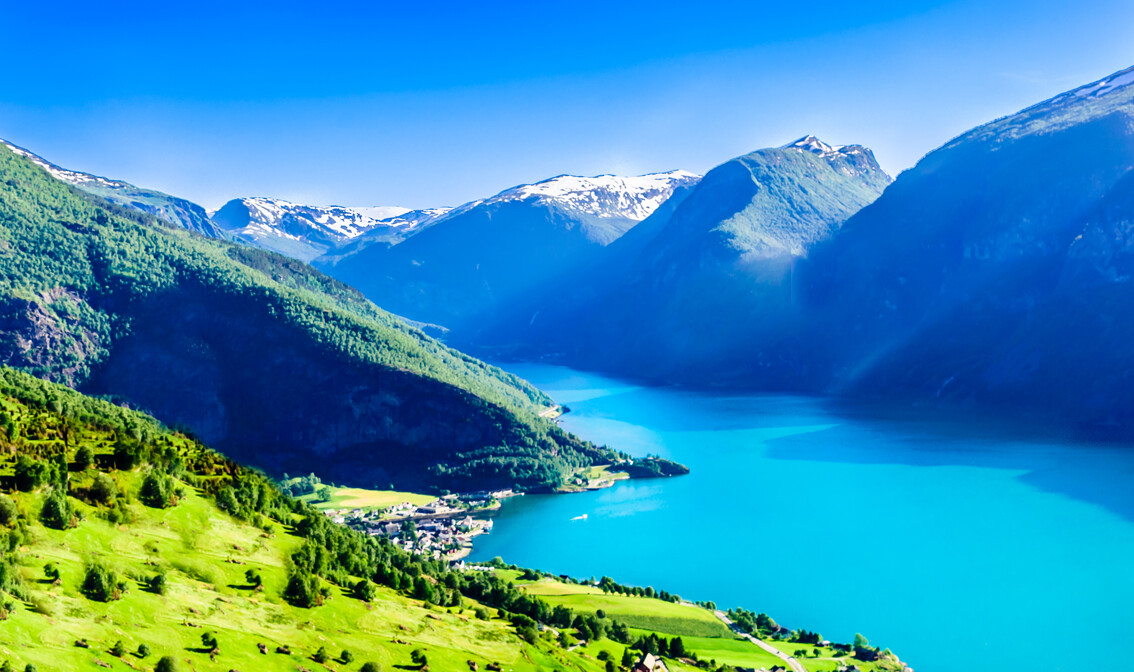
480, 170, 700, 221
0, 140, 223, 237
211, 197, 434, 262
318, 169, 701, 329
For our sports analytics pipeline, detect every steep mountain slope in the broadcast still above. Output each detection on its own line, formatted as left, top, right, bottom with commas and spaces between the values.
794, 65, 1134, 428
0, 367, 898, 672
0, 140, 224, 238
476, 138, 891, 383
212, 197, 429, 261
0, 142, 611, 491
318, 171, 700, 330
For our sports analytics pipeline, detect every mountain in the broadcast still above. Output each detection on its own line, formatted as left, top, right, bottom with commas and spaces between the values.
473, 137, 892, 383
0, 141, 615, 491
211, 197, 436, 262
317, 170, 701, 330
789, 64, 1134, 429
0, 140, 224, 238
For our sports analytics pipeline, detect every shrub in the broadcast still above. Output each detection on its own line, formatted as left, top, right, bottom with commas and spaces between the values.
149, 573, 167, 595
90, 473, 118, 504
74, 445, 95, 470
283, 572, 320, 608
81, 562, 121, 602
39, 489, 73, 530
0, 495, 17, 526
155, 655, 178, 672
139, 471, 175, 508
354, 578, 376, 601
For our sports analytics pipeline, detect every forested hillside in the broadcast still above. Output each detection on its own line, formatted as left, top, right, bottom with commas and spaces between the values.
0, 144, 609, 491
0, 367, 902, 672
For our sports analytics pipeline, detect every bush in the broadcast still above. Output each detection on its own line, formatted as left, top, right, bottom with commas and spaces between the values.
139, 471, 175, 508
81, 562, 121, 602
0, 495, 17, 526
74, 445, 95, 470
39, 489, 73, 530
155, 655, 178, 672
283, 572, 320, 608
149, 573, 167, 595
90, 473, 118, 504
354, 578, 376, 601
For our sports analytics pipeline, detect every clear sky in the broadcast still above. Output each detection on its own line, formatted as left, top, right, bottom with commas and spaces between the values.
3, 0, 1133, 210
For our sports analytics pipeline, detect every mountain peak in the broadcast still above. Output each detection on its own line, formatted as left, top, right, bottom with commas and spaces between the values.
488, 170, 701, 221
784, 135, 847, 156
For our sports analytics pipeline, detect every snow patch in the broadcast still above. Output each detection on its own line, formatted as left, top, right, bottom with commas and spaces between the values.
484, 169, 700, 221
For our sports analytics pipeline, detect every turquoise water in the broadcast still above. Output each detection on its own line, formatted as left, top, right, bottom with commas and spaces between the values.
470, 363, 1134, 672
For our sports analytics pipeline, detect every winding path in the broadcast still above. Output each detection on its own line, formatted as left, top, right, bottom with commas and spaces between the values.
712, 610, 807, 672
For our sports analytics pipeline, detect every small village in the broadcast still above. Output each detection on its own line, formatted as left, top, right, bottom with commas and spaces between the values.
322, 489, 516, 561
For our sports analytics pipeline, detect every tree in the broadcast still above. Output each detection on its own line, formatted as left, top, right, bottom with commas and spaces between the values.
340, 649, 354, 664
361, 663, 382, 672
155, 655, 178, 672
284, 572, 320, 608
39, 488, 72, 530
81, 562, 121, 602
149, 573, 167, 595
90, 473, 117, 504
43, 562, 60, 582
411, 649, 428, 667
604, 661, 616, 672
74, 445, 95, 470
137, 643, 151, 658
853, 634, 870, 650
354, 578, 376, 601
313, 647, 328, 663
113, 439, 139, 470
201, 632, 218, 651
0, 495, 17, 526
111, 640, 126, 657
670, 637, 686, 657
244, 568, 262, 587
140, 471, 174, 508
621, 649, 635, 667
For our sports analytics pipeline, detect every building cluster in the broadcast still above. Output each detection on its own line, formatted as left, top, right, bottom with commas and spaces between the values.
323, 490, 514, 560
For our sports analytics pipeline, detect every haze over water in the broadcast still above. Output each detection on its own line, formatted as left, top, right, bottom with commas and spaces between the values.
470, 362, 1134, 672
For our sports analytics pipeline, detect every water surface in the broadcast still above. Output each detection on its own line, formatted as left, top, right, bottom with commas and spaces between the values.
470, 363, 1134, 672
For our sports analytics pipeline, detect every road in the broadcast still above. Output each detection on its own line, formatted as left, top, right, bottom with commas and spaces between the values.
712, 610, 807, 672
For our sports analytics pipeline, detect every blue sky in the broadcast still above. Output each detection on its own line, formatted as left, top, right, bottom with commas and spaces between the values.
3, 0, 1133, 210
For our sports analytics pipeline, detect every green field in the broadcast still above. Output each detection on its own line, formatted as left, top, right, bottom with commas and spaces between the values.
522, 578, 733, 638
302, 487, 436, 511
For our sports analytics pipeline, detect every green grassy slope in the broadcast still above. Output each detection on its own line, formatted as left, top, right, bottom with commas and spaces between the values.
0, 143, 614, 491
0, 368, 904, 672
